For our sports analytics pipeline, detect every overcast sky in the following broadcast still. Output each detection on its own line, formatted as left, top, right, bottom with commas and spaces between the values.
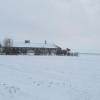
0, 0, 100, 52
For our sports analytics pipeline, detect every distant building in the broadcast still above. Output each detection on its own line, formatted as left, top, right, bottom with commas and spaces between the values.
3, 40, 61, 55
1, 39, 78, 56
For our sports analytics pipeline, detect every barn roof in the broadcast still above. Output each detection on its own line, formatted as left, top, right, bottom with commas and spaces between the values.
13, 42, 61, 49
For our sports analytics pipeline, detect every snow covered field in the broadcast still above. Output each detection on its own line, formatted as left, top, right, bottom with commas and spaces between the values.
0, 55, 100, 100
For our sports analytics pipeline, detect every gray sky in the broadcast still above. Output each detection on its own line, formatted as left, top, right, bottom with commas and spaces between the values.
0, 0, 100, 52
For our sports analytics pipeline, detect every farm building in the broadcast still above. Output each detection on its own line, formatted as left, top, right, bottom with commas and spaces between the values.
2, 40, 62, 55
1, 38, 78, 56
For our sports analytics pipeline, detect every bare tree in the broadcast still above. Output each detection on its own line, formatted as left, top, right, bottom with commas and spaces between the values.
3, 38, 13, 47
3, 38, 13, 55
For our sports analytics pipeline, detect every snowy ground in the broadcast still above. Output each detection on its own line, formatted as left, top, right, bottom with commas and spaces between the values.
0, 55, 100, 100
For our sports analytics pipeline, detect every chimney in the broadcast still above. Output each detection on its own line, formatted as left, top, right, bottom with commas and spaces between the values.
25, 40, 30, 43
45, 40, 47, 44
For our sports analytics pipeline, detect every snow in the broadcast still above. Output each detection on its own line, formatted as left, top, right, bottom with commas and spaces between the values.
0, 55, 100, 100
13, 42, 61, 48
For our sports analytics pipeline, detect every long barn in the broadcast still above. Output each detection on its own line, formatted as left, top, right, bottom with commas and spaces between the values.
3, 40, 62, 55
